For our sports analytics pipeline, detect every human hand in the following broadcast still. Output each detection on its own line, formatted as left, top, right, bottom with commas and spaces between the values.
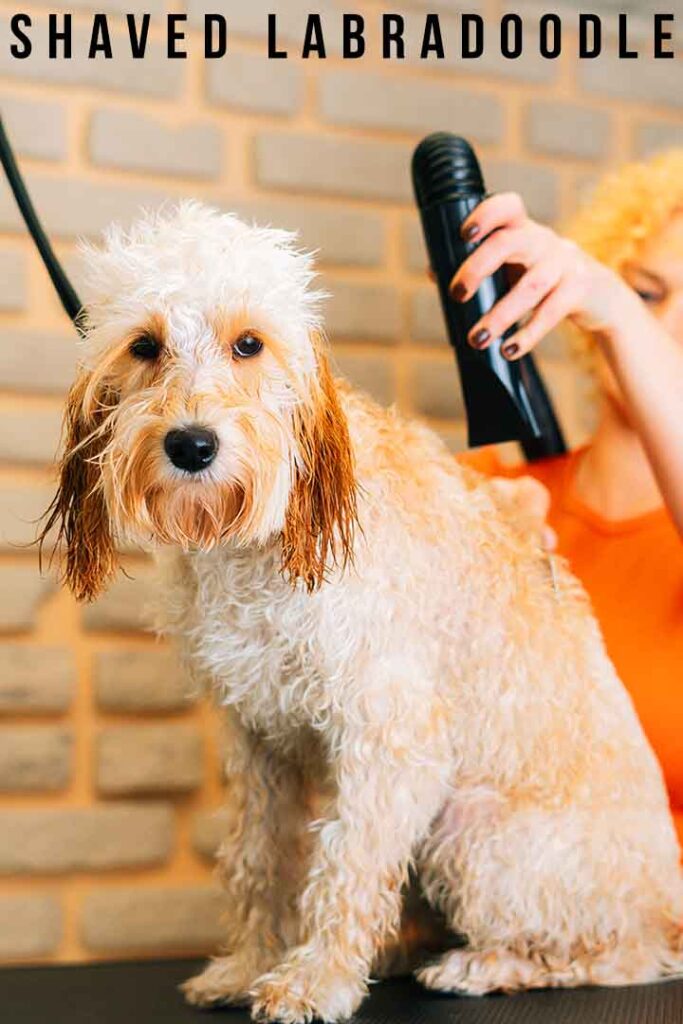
446, 192, 638, 360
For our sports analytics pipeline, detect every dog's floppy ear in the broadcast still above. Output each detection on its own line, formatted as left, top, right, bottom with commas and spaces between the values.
282, 343, 358, 592
39, 372, 118, 602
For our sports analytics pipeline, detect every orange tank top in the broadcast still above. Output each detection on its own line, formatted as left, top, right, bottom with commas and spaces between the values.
461, 445, 683, 844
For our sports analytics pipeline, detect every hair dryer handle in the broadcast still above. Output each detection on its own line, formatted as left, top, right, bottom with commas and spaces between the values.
413, 132, 567, 461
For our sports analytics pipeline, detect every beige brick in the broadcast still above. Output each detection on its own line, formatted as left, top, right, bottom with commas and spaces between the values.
332, 352, 396, 407
0, 174, 173, 240
399, 0, 483, 9
255, 133, 413, 204
0, 16, 181, 99
0, 486, 55, 549
400, 11, 556, 83
0, 407, 62, 465
0, 329, 77, 393
579, 49, 683, 110
232, 197, 384, 267
0, 567, 55, 632
320, 71, 503, 144
81, 885, 227, 953
192, 806, 236, 861
61, 193, 383, 279
323, 278, 402, 343
188, 0, 343, 50
0, 804, 172, 873
511, 0, 667, 38
207, 50, 303, 116
0, 894, 62, 958
0, 93, 67, 161
90, 108, 222, 180
0, 645, 74, 713
0, 247, 27, 311
0, 727, 71, 791
65, 0, 166, 12
486, 160, 560, 224
404, 215, 427, 274
526, 101, 612, 161
571, 172, 600, 210
410, 287, 448, 348
3, 0, 156, 10
636, 121, 683, 158
83, 569, 156, 633
3, 180, 373, 275
93, 649, 195, 713
96, 724, 203, 795
410, 356, 465, 420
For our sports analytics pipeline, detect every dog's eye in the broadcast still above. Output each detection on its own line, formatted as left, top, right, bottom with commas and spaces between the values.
232, 333, 263, 359
129, 334, 161, 361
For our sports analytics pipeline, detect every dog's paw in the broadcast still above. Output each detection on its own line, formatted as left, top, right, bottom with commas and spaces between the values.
250, 978, 317, 1024
416, 948, 537, 996
181, 955, 258, 1007
250, 966, 365, 1023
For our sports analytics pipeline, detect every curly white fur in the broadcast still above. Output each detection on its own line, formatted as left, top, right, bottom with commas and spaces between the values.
59, 203, 682, 1022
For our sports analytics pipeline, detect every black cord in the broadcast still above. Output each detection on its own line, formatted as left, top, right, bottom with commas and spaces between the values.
0, 115, 84, 335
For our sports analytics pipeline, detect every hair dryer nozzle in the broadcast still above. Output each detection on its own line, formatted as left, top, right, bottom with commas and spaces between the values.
412, 134, 485, 209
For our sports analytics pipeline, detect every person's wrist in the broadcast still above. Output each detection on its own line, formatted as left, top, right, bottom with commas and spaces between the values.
585, 270, 647, 356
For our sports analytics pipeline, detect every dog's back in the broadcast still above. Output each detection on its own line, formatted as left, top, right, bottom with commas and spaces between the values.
330, 383, 683, 989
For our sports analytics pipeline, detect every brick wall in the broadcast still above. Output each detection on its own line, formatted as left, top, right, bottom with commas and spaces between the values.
0, 0, 680, 963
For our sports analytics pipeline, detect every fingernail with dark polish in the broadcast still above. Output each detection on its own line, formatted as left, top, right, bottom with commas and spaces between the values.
470, 328, 490, 348
502, 342, 519, 358
462, 223, 480, 242
451, 282, 467, 302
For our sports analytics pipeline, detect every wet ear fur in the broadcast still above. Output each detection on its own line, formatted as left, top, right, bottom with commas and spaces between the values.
39, 373, 118, 602
281, 344, 358, 592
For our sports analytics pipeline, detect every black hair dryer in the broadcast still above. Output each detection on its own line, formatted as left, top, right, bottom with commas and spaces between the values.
412, 133, 566, 461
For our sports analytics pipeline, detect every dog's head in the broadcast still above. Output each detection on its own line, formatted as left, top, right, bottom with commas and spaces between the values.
41, 202, 357, 601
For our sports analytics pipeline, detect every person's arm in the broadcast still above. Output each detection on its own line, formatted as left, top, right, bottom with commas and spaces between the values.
449, 193, 683, 536
595, 298, 683, 537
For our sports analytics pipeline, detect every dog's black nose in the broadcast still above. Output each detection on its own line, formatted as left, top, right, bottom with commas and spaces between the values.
164, 426, 218, 473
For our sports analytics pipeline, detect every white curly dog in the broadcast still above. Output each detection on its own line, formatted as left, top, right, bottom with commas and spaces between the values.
42, 203, 682, 1022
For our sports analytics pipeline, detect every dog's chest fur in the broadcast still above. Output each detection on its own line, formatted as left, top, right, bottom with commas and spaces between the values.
164, 544, 348, 745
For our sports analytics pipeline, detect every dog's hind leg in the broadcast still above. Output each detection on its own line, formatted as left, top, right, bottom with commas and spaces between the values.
416, 796, 683, 996
418, 931, 683, 995
418, 945, 572, 994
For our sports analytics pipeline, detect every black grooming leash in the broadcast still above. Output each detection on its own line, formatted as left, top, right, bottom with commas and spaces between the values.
0, 115, 84, 335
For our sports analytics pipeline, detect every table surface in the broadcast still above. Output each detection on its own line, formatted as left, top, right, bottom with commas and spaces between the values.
1, 958, 683, 1024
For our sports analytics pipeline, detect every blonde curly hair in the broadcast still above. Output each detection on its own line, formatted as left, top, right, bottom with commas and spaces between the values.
564, 148, 683, 369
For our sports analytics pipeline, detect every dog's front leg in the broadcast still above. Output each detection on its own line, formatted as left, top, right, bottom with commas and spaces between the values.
183, 721, 309, 1008
251, 710, 450, 1023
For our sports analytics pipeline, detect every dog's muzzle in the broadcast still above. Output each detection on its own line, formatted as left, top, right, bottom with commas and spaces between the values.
164, 425, 218, 473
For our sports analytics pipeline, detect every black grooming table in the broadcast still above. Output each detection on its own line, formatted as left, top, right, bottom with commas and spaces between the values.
1, 958, 683, 1023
